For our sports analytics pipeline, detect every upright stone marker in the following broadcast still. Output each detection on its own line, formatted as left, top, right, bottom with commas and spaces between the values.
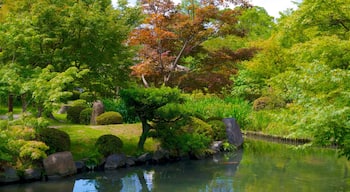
223, 118, 244, 148
90, 100, 104, 125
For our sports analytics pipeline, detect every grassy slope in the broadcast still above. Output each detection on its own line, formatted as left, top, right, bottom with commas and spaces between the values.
57, 124, 159, 160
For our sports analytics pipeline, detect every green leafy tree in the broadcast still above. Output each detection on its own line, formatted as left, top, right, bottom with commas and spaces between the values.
120, 86, 183, 150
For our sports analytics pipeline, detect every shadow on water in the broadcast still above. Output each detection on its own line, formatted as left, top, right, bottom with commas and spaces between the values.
1, 140, 349, 192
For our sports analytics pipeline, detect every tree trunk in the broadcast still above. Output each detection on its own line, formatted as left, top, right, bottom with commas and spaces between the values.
8, 94, 14, 113
21, 93, 27, 112
138, 118, 151, 150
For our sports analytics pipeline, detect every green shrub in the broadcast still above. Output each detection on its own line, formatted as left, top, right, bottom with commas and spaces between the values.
38, 128, 70, 155
96, 111, 123, 125
95, 134, 123, 157
155, 116, 213, 156
207, 119, 226, 141
102, 98, 139, 123
80, 92, 96, 103
253, 96, 285, 111
79, 108, 92, 125
67, 106, 86, 124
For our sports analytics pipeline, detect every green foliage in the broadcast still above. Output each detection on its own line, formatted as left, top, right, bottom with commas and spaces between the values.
38, 128, 71, 155
80, 92, 96, 103
96, 111, 123, 125
66, 100, 88, 124
183, 93, 252, 128
253, 96, 285, 111
207, 119, 227, 141
2, 126, 48, 168
95, 134, 123, 157
102, 98, 139, 123
222, 141, 237, 152
155, 116, 213, 156
79, 108, 92, 125
19, 141, 48, 161
120, 86, 184, 150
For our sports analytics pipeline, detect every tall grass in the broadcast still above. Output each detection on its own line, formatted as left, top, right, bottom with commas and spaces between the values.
182, 93, 252, 128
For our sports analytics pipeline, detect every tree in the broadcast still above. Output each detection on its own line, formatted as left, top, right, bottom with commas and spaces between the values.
129, 0, 251, 87
120, 86, 183, 150
0, 0, 141, 113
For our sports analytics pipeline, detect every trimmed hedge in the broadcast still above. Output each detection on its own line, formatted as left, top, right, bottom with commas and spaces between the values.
95, 134, 123, 157
38, 128, 70, 155
96, 111, 123, 125
80, 108, 92, 125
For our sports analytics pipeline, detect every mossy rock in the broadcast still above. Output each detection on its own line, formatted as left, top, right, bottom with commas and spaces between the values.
95, 134, 123, 157
96, 111, 123, 125
38, 128, 70, 155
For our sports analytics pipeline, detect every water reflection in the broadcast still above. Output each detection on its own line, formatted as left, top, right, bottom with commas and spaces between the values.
2, 140, 349, 192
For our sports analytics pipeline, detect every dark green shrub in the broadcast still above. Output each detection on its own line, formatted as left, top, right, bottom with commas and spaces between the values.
80, 92, 96, 103
155, 116, 213, 156
95, 134, 123, 157
67, 99, 88, 124
38, 128, 70, 155
102, 99, 139, 123
96, 111, 123, 125
80, 108, 92, 125
67, 106, 86, 124
207, 119, 226, 141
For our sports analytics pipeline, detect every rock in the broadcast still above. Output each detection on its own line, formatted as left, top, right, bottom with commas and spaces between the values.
223, 118, 244, 148
90, 100, 105, 125
43, 151, 77, 178
152, 149, 169, 163
125, 157, 136, 167
137, 153, 152, 164
57, 105, 70, 114
23, 168, 42, 181
0, 166, 20, 183
104, 154, 127, 170
75, 161, 87, 173
211, 141, 223, 152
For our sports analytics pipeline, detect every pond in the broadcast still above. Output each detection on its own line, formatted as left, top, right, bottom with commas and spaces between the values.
2, 139, 349, 192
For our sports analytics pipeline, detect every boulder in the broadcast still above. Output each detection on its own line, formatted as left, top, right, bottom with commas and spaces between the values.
222, 118, 244, 148
104, 154, 127, 170
43, 151, 77, 178
125, 157, 136, 167
90, 100, 105, 125
57, 105, 70, 114
23, 168, 42, 181
75, 161, 87, 173
137, 153, 152, 164
152, 149, 170, 163
211, 141, 223, 152
0, 166, 20, 184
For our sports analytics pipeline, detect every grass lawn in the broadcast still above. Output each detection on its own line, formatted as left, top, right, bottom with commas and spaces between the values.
57, 123, 159, 160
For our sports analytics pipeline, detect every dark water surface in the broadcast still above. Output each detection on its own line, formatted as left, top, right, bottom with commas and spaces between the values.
1, 140, 349, 192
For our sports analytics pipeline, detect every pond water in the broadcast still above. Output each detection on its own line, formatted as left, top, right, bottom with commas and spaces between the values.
2, 139, 350, 192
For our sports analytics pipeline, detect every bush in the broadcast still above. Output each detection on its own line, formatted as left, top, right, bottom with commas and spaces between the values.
207, 119, 226, 141
80, 92, 96, 103
155, 116, 213, 156
38, 128, 70, 155
96, 111, 123, 125
66, 100, 88, 124
102, 98, 139, 123
80, 108, 92, 125
95, 134, 123, 157
253, 96, 285, 111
